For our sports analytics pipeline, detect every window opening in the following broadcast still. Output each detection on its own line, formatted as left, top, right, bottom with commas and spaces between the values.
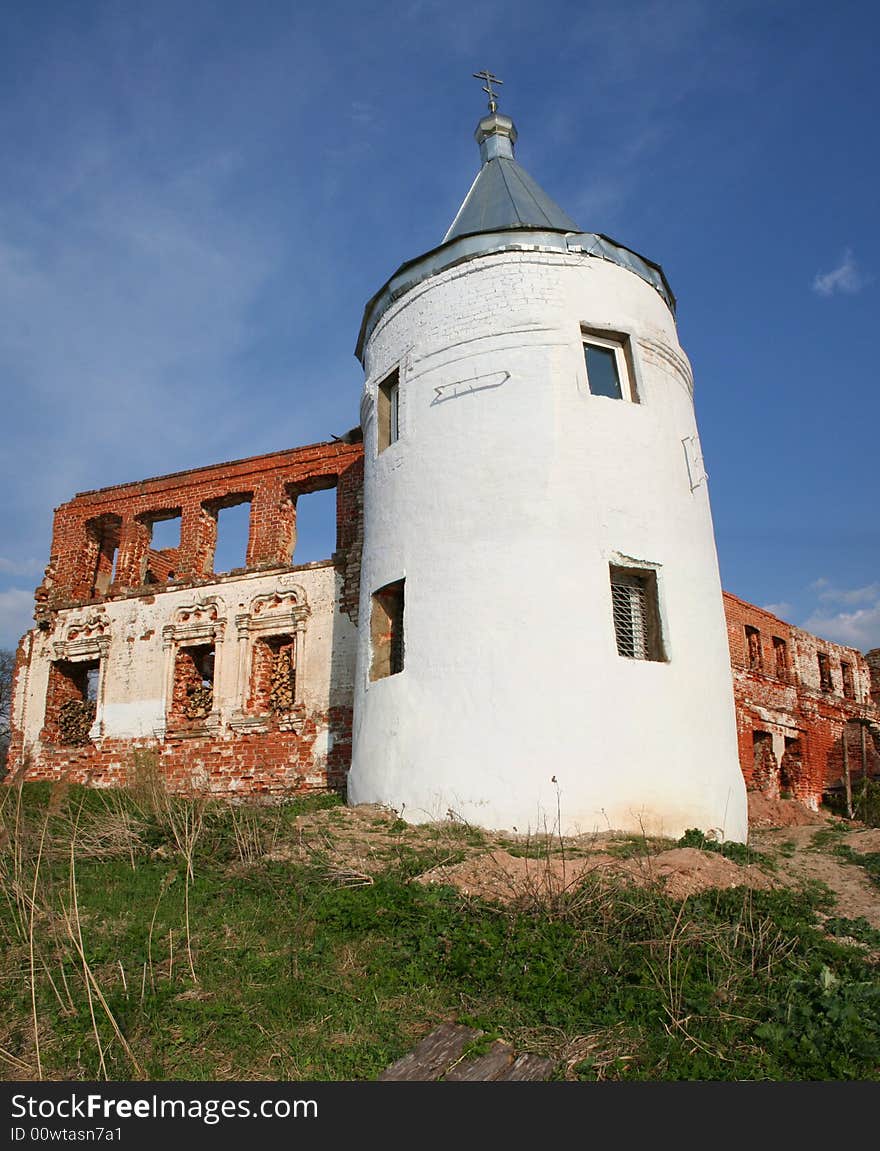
585, 342, 622, 399
143, 509, 182, 583
745, 626, 763, 672
213, 497, 252, 574
87, 515, 122, 597
780, 737, 804, 793
772, 636, 788, 680
582, 329, 636, 402
817, 652, 833, 692
752, 730, 778, 791
609, 566, 664, 662
370, 579, 405, 680
47, 659, 100, 745
377, 369, 400, 452
172, 644, 215, 721
841, 660, 855, 700
291, 486, 337, 564
251, 634, 297, 714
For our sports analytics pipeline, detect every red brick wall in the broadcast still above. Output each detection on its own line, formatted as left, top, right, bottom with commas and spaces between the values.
18, 709, 353, 797
723, 592, 880, 808
36, 439, 364, 617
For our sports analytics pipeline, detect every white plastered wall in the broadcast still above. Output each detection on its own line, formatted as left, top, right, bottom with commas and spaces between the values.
349, 248, 748, 842
16, 562, 357, 769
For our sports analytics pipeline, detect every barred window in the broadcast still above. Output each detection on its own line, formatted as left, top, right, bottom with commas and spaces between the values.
609, 566, 664, 661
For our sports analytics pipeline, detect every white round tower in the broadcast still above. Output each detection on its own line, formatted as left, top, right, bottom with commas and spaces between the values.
348, 102, 747, 842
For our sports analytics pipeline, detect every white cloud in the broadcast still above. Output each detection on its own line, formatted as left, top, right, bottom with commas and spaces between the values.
800, 579, 880, 650
814, 581, 880, 607
0, 589, 33, 650
760, 602, 794, 619
812, 248, 869, 297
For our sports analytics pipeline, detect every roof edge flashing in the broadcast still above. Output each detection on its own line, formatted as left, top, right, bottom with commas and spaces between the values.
356, 229, 675, 363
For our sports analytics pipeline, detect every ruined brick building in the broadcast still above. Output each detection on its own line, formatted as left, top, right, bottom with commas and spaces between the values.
724, 593, 879, 814
7, 96, 880, 835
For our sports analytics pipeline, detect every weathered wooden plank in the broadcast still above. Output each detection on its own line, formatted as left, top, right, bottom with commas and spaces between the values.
378, 1023, 481, 1082
494, 1053, 556, 1081
443, 1040, 515, 1081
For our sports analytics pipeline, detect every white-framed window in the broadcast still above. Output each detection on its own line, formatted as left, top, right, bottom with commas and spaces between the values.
582, 329, 636, 402
377, 368, 400, 452
609, 565, 665, 661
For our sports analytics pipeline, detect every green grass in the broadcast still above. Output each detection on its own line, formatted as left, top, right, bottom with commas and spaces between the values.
1, 782, 878, 1082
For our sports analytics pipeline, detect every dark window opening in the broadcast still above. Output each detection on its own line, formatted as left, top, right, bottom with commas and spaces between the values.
46, 659, 99, 745
772, 636, 788, 680
172, 644, 215, 722
745, 625, 763, 672
610, 566, 665, 662
817, 652, 833, 692
377, 368, 400, 453
584, 342, 622, 399
780, 736, 804, 793
212, 496, 252, 574
582, 328, 638, 401
841, 660, 855, 700
370, 579, 405, 680
752, 730, 778, 789
87, 515, 122, 597
290, 485, 337, 565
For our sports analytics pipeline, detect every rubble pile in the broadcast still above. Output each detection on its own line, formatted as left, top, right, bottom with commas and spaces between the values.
269, 647, 296, 713
58, 699, 96, 745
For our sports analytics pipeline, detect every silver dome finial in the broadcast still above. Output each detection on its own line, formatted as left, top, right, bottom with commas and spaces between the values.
472, 69, 503, 114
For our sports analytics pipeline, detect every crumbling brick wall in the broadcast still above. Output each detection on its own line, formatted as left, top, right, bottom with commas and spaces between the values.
723, 592, 880, 809
9, 437, 363, 798
36, 439, 363, 617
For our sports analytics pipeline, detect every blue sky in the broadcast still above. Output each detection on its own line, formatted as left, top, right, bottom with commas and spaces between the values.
1, 0, 877, 652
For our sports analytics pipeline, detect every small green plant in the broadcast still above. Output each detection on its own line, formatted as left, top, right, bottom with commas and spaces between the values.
810, 824, 850, 851
677, 827, 766, 867
823, 916, 880, 949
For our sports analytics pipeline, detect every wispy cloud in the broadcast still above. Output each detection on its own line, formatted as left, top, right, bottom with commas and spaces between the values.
812, 248, 869, 297
801, 580, 880, 651
761, 601, 794, 619
0, 589, 33, 650
0, 141, 278, 534
813, 581, 880, 607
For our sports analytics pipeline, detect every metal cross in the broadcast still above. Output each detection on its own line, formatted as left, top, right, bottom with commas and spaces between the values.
473, 69, 503, 113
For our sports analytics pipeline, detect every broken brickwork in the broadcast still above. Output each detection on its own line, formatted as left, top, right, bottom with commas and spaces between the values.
8, 438, 363, 798
724, 592, 880, 810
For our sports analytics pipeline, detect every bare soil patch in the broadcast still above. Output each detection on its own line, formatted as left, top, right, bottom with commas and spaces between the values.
281, 795, 878, 927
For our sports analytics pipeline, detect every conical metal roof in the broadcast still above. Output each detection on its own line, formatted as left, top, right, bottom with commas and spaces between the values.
444, 112, 579, 242
356, 104, 676, 363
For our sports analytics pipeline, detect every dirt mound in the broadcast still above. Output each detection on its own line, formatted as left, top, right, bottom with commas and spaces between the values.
414, 849, 615, 902
414, 846, 775, 903
627, 847, 775, 900
747, 792, 825, 829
